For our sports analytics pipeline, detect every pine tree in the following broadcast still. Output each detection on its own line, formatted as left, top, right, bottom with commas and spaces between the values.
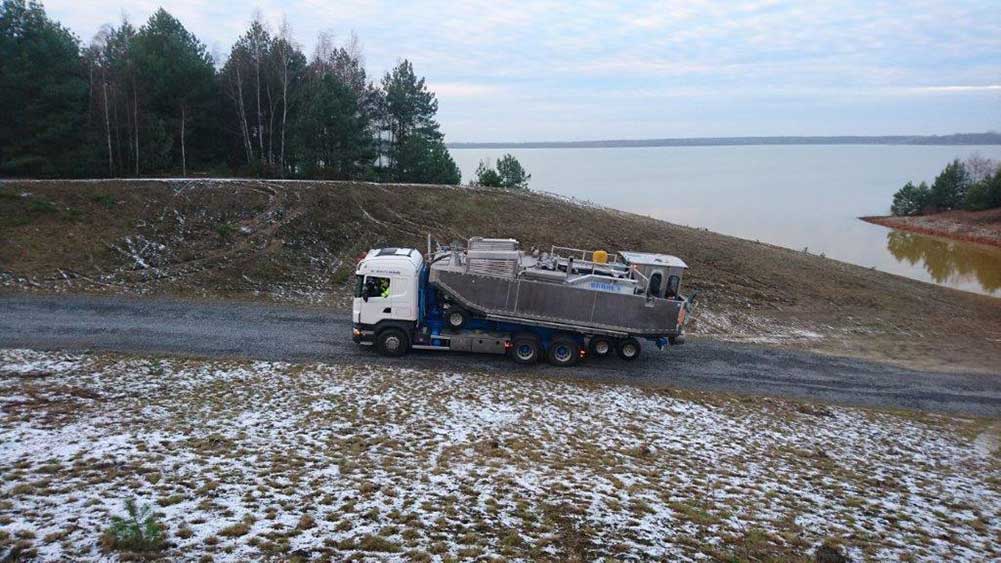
380, 60, 459, 184
293, 72, 375, 179
0, 0, 89, 176
928, 159, 970, 211
496, 154, 530, 189
132, 8, 217, 174
475, 159, 502, 187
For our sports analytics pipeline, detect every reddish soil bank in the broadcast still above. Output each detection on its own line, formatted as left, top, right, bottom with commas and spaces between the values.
862, 209, 1001, 249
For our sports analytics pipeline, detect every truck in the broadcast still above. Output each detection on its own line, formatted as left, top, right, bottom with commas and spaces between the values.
352, 237, 694, 366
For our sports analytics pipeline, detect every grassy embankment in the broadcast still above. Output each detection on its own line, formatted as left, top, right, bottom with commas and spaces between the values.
1, 349, 998, 560
2, 178, 1001, 373
862, 208, 1001, 249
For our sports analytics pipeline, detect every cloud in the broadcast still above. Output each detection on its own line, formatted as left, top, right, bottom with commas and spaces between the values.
430, 82, 505, 99
36, 0, 1001, 140
905, 85, 1001, 93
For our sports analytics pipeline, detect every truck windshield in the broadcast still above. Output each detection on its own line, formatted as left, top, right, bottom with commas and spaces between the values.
354, 275, 365, 297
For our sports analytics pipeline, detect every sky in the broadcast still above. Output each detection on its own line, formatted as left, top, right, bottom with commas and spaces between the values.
45, 0, 1001, 142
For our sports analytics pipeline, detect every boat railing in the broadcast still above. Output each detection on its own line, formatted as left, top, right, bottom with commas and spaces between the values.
550, 246, 629, 276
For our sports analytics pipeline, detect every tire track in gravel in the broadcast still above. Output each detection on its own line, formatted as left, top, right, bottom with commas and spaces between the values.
1, 293, 998, 417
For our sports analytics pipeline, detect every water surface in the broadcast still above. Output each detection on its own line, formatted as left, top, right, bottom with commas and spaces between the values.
451, 145, 1001, 297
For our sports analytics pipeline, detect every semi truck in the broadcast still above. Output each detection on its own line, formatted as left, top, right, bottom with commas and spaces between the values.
352, 237, 693, 366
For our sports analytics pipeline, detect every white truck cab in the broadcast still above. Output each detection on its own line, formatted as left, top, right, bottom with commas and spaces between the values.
352, 248, 423, 328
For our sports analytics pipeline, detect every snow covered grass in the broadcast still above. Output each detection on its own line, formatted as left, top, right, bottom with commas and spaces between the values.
1, 349, 999, 561
691, 307, 827, 344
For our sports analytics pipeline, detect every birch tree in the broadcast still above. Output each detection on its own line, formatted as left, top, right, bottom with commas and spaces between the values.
273, 17, 304, 175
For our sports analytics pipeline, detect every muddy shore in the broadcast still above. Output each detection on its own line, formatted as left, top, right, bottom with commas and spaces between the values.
861, 208, 1001, 249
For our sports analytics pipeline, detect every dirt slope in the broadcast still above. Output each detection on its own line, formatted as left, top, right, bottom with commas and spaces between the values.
2, 178, 1000, 373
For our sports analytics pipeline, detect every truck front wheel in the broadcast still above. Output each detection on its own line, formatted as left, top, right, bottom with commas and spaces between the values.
616, 337, 641, 361
377, 328, 410, 357
510, 335, 540, 364
548, 337, 580, 367
446, 308, 469, 329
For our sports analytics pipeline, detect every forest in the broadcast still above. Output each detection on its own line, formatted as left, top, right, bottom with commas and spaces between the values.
0, 0, 461, 183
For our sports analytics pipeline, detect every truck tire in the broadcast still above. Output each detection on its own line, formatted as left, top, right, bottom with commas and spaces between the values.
616, 337, 641, 361
589, 336, 613, 358
376, 328, 410, 357
548, 336, 580, 367
446, 308, 469, 329
510, 335, 540, 365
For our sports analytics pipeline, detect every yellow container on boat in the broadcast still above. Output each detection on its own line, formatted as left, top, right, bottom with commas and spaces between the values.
593, 249, 608, 264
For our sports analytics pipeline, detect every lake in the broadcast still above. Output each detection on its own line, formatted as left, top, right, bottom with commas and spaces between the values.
451, 145, 1001, 297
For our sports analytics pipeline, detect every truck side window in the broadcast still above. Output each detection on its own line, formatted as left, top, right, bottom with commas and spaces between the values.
366, 276, 391, 298
648, 272, 662, 297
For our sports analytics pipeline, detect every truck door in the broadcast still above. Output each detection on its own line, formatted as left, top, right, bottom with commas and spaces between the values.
389, 274, 419, 321
358, 275, 392, 325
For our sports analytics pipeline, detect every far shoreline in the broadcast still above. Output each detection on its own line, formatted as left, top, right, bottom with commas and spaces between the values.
861, 210, 1001, 249
448, 132, 1001, 150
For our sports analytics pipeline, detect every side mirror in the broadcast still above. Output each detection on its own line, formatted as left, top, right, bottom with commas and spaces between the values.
361, 285, 371, 302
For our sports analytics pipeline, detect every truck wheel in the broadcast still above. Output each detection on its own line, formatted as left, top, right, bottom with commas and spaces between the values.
510, 335, 540, 364
446, 308, 469, 329
548, 337, 580, 367
616, 337, 641, 361
377, 328, 409, 357
589, 337, 613, 358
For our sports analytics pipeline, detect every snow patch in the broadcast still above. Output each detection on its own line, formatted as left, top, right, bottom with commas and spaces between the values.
0, 348, 89, 375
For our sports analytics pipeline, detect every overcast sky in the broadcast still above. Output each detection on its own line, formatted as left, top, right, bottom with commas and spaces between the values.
45, 0, 1001, 142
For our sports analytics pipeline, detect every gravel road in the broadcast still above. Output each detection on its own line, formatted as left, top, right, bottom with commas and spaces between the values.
1, 293, 998, 417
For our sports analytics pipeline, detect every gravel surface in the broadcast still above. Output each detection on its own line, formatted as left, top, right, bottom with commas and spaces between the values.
1, 293, 998, 417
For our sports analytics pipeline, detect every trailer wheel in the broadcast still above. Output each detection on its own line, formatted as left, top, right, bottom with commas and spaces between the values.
446, 308, 469, 329
589, 337, 613, 358
376, 328, 410, 357
548, 337, 580, 367
616, 337, 641, 361
510, 335, 540, 365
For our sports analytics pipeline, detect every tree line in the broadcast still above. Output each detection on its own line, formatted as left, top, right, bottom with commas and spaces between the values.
0, 0, 461, 183
891, 155, 1001, 216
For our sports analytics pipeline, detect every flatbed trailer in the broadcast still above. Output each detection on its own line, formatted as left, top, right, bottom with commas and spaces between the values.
352, 238, 693, 366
